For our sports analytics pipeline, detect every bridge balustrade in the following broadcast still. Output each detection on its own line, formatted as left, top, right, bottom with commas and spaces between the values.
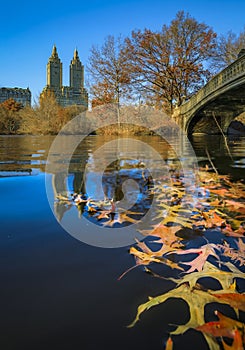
180, 53, 245, 116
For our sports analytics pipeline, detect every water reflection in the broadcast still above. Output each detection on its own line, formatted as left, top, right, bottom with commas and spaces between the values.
50, 135, 174, 226
190, 134, 245, 180
1, 133, 244, 190
0, 135, 53, 176
0, 134, 244, 177
0, 134, 244, 349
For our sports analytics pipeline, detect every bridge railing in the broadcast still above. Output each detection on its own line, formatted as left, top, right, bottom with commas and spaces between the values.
180, 53, 245, 115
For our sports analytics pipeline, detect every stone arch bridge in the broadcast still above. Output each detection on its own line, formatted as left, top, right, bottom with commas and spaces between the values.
174, 51, 245, 134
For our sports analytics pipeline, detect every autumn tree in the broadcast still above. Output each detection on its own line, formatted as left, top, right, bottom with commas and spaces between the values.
0, 98, 23, 133
87, 35, 131, 120
90, 80, 116, 108
18, 92, 85, 135
125, 11, 217, 113
1, 98, 23, 112
212, 28, 245, 69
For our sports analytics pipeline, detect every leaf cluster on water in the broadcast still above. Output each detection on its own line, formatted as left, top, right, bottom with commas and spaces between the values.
56, 166, 245, 349
123, 168, 245, 350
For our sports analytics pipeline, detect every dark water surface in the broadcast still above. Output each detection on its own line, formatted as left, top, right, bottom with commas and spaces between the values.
0, 134, 244, 350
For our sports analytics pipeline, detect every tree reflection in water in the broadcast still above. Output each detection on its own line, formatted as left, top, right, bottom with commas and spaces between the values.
53, 159, 155, 227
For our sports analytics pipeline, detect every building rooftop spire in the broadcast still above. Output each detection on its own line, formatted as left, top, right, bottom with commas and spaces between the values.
74, 48, 79, 60
51, 44, 58, 59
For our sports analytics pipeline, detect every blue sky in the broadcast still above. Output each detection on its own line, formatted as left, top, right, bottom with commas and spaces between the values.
1, 0, 245, 102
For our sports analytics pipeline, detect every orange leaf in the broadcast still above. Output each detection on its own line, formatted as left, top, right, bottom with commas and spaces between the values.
209, 188, 230, 196
165, 336, 173, 350
147, 224, 182, 246
202, 210, 226, 228
196, 311, 244, 340
222, 329, 244, 350
196, 321, 234, 338
211, 293, 245, 312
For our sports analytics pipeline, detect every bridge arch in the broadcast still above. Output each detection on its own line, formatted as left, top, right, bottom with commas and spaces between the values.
178, 52, 245, 134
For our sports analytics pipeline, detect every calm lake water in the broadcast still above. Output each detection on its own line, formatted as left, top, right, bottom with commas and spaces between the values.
0, 134, 244, 350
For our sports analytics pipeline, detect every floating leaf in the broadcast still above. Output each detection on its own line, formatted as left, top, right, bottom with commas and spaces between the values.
169, 244, 220, 273
165, 336, 173, 350
210, 292, 245, 312
222, 329, 244, 350
129, 244, 183, 271
162, 261, 244, 290
141, 223, 183, 246
218, 241, 245, 265
128, 284, 217, 330
196, 310, 245, 341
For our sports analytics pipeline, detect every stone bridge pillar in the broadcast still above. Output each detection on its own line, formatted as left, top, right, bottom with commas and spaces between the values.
172, 108, 188, 132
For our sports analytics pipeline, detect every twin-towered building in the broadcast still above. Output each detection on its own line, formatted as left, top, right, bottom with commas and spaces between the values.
0, 45, 88, 108
41, 45, 88, 108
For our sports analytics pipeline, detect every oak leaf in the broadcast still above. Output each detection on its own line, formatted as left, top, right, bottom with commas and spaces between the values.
128, 283, 220, 349
210, 292, 245, 312
196, 311, 245, 341
164, 261, 244, 290
169, 244, 219, 273
129, 244, 183, 271
142, 223, 183, 246
202, 210, 226, 228
222, 329, 244, 350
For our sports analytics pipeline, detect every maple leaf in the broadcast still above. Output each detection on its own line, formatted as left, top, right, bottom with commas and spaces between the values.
222, 225, 245, 237
169, 244, 220, 273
